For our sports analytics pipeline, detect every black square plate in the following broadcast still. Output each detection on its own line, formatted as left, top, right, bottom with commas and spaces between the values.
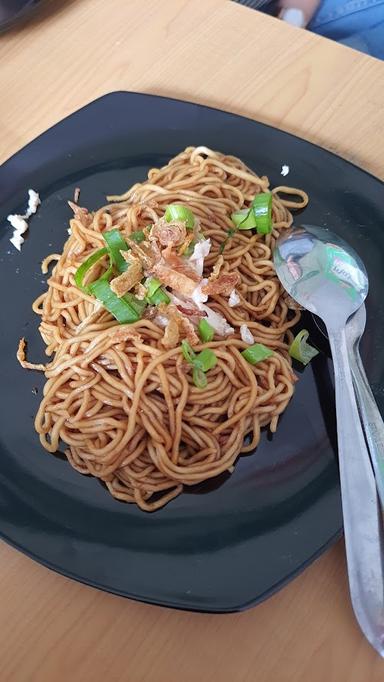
0, 92, 383, 612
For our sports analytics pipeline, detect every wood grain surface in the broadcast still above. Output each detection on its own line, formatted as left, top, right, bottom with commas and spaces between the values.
0, 1, 384, 680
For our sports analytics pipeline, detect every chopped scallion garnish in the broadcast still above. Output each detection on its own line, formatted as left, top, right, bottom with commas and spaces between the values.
123, 292, 147, 317
231, 208, 256, 230
181, 340, 197, 365
74, 247, 109, 293
130, 230, 145, 243
198, 319, 215, 342
289, 330, 319, 365
231, 193, 273, 236
145, 277, 162, 299
241, 343, 273, 365
251, 192, 273, 235
181, 340, 217, 388
89, 279, 146, 324
165, 204, 195, 230
192, 367, 207, 389
196, 348, 217, 371
75, 231, 149, 321
103, 229, 129, 273
147, 288, 170, 306
144, 277, 170, 305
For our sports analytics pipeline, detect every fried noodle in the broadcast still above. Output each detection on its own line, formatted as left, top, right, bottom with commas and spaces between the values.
20, 147, 308, 511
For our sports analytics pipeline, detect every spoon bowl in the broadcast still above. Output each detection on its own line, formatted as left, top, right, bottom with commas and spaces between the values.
274, 225, 368, 330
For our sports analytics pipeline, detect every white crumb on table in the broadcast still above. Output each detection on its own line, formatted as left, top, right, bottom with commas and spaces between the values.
7, 189, 41, 251
281, 165, 290, 177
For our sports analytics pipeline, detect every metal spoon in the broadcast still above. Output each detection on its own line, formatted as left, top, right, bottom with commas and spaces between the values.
274, 224, 384, 657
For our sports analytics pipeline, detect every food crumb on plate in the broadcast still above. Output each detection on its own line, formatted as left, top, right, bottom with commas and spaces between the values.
7, 189, 40, 251
281, 165, 290, 177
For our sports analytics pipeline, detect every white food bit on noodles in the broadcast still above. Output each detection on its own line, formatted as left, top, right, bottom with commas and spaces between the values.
187, 238, 211, 277
228, 289, 240, 307
240, 324, 255, 345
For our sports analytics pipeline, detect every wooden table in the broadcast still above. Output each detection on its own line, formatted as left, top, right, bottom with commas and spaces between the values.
1, 1, 384, 680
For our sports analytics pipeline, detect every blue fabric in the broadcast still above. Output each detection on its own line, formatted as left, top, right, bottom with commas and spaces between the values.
308, 0, 384, 59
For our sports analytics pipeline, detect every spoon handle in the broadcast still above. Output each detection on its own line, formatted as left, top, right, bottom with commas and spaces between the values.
327, 325, 384, 657
349, 342, 384, 509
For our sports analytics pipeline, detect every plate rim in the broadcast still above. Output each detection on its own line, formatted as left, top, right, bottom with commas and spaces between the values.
0, 524, 342, 613
1, 90, 383, 186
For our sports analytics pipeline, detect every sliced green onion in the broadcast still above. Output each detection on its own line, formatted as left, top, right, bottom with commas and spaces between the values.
145, 277, 162, 299
231, 193, 273, 235
192, 367, 207, 389
99, 263, 114, 283
198, 318, 215, 342
103, 229, 129, 273
103, 229, 145, 274
89, 279, 143, 324
194, 348, 217, 372
289, 330, 319, 365
181, 340, 196, 364
165, 204, 195, 230
181, 341, 217, 388
148, 288, 170, 306
74, 247, 109, 293
231, 208, 256, 230
144, 277, 170, 306
123, 292, 147, 317
251, 192, 272, 235
130, 230, 145, 243
241, 343, 273, 365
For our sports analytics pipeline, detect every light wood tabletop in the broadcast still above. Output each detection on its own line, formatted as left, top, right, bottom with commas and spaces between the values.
1, 1, 384, 680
